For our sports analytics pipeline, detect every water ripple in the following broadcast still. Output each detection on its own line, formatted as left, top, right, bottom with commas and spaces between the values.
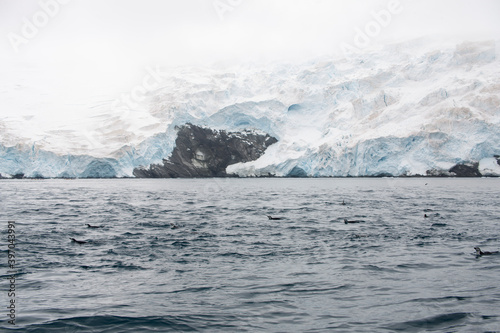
1, 178, 499, 332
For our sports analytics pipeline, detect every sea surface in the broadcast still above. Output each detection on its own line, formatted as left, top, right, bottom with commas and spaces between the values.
1, 178, 500, 332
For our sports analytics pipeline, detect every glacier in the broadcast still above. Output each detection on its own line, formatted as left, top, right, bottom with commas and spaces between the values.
0, 39, 499, 178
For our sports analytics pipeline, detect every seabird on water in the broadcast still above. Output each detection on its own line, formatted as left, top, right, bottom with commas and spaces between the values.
344, 218, 361, 224
474, 247, 499, 256
70, 238, 87, 244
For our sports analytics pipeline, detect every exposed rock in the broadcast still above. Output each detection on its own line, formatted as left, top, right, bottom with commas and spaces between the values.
133, 124, 277, 178
427, 162, 482, 177
449, 162, 481, 177
426, 169, 452, 177
372, 172, 394, 177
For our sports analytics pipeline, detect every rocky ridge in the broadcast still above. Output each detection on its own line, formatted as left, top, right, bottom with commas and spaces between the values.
133, 124, 277, 178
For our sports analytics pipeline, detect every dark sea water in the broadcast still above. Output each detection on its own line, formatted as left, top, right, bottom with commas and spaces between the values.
1, 178, 500, 332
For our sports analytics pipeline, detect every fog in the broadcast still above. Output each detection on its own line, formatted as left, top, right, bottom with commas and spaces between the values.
0, 0, 499, 132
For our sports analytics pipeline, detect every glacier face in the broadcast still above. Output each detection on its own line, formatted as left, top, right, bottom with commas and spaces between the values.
0, 40, 499, 178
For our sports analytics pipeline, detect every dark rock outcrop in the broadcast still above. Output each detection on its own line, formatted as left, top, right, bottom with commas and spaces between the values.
372, 172, 394, 177
449, 162, 481, 177
133, 124, 277, 178
427, 162, 482, 177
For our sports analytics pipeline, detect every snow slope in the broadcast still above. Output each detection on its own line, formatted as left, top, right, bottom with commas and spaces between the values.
1, 39, 499, 177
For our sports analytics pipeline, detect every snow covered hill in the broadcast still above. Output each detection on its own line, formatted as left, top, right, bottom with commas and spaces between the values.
1, 39, 499, 178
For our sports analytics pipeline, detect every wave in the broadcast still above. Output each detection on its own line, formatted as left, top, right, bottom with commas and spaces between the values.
384, 312, 470, 332
19, 315, 205, 332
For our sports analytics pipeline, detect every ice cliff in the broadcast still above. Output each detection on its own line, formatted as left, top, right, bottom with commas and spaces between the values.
0, 40, 499, 178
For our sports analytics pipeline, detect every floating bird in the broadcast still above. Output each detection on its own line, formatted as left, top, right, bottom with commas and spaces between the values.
341, 200, 346, 205
86, 224, 101, 228
267, 215, 282, 220
170, 223, 179, 229
70, 238, 87, 244
474, 247, 499, 256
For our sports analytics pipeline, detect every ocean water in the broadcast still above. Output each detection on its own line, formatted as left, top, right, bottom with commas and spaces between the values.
1, 178, 499, 332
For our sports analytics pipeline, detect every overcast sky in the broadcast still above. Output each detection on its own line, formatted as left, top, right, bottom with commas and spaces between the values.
0, 0, 499, 136
2, 0, 500, 66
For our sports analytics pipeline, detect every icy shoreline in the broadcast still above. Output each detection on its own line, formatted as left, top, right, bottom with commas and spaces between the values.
1, 40, 499, 179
